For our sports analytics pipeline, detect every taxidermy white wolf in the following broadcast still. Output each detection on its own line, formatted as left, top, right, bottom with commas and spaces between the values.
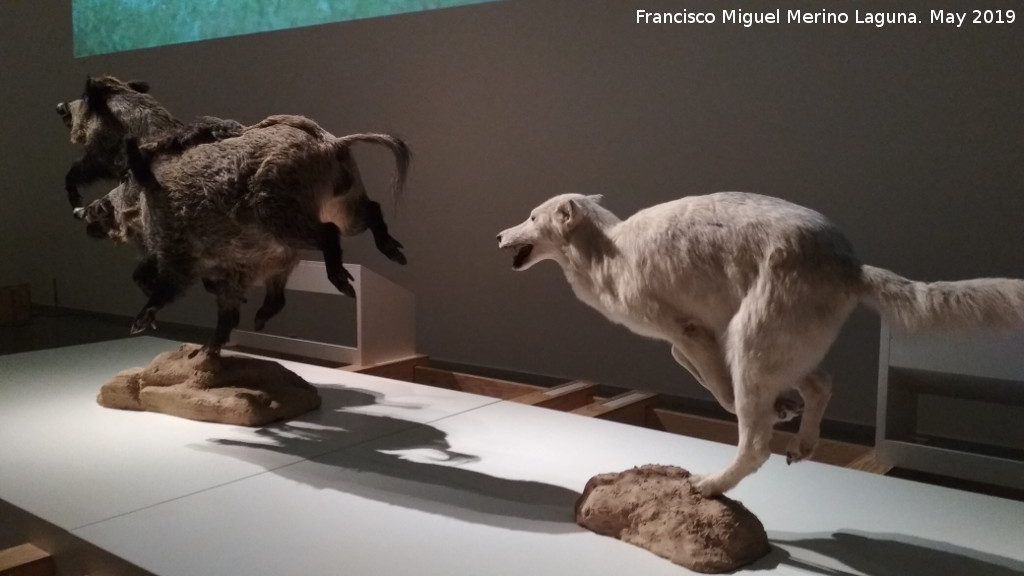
497, 192, 1024, 496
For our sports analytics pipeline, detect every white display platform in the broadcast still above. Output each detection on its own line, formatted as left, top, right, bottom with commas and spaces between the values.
2, 338, 1023, 575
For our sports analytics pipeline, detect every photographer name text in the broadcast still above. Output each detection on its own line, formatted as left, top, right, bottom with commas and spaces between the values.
636, 9, 1016, 28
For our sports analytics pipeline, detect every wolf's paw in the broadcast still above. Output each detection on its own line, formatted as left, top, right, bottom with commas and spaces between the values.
690, 474, 726, 499
785, 436, 817, 465
774, 394, 804, 423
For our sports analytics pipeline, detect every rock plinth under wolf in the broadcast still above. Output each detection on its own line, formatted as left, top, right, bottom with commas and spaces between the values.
575, 465, 770, 573
97, 343, 321, 426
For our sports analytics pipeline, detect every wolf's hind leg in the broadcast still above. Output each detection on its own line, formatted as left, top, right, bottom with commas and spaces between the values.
669, 324, 735, 414
786, 369, 832, 464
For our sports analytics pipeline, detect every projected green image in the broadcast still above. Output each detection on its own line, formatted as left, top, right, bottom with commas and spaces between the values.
73, 0, 498, 57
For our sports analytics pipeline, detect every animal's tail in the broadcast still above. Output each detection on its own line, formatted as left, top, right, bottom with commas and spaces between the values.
859, 265, 1024, 332
333, 133, 411, 204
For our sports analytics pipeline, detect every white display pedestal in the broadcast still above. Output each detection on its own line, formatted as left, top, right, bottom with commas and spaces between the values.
229, 261, 416, 366
2, 338, 1023, 575
876, 322, 1024, 489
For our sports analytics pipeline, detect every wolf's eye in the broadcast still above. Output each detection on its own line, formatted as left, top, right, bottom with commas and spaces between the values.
530, 215, 536, 222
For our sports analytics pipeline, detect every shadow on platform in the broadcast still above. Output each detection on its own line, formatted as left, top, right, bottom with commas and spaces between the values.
194, 385, 583, 535
752, 529, 1024, 576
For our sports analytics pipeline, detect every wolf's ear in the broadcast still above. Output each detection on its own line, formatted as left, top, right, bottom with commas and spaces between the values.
588, 194, 603, 204
557, 198, 582, 231
127, 80, 150, 93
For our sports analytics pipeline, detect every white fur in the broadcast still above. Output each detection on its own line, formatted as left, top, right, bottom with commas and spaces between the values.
497, 191, 1024, 496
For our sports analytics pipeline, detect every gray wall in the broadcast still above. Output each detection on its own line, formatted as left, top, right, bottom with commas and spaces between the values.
2, 1, 1022, 426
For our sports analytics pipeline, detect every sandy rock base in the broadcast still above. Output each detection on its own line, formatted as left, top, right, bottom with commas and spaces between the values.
576, 465, 770, 573
98, 343, 321, 426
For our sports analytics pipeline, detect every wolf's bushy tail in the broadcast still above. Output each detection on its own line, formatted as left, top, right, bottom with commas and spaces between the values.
859, 265, 1024, 331
334, 133, 411, 204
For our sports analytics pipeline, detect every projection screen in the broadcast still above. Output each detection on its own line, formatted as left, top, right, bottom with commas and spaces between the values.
73, 0, 499, 57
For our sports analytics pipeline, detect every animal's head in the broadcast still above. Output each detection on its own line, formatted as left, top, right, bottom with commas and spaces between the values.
496, 193, 604, 270
56, 76, 175, 146
81, 181, 143, 244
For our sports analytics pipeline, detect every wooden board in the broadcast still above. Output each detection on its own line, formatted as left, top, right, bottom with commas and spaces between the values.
0, 544, 53, 576
510, 380, 597, 411
413, 366, 543, 399
572, 391, 657, 426
345, 355, 428, 381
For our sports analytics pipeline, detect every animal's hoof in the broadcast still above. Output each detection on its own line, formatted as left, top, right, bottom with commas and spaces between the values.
328, 269, 357, 298
377, 238, 406, 265
130, 307, 157, 335
130, 319, 155, 335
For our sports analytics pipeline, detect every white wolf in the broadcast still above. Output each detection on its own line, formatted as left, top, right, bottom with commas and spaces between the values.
497, 192, 1024, 496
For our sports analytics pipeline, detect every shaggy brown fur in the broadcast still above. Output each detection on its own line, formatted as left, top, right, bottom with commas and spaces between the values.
58, 76, 244, 214
85, 114, 410, 354
57, 76, 180, 213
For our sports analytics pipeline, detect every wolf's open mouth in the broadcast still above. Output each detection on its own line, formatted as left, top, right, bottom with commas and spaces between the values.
509, 244, 533, 269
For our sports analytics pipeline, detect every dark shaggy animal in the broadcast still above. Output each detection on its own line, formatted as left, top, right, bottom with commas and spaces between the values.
83, 114, 410, 355
57, 76, 243, 215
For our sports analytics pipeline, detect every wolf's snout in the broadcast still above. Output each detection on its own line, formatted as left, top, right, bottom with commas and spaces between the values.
56, 102, 69, 116
496, 232, 503, 244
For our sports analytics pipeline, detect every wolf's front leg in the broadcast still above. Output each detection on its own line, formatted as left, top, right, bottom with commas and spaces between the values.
691, 371, 777, 497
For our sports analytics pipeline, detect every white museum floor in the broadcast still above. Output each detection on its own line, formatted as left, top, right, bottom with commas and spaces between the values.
1, 337, 1022, 575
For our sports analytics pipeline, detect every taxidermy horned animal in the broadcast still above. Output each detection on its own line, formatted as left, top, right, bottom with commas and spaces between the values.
497, 192, 1024, 496
57, 75, 243, 215
81, 114, 410, 355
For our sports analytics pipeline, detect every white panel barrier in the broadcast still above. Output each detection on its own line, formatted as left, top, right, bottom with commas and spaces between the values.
876, 322, 1024, 489
229, 261, 416, 366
